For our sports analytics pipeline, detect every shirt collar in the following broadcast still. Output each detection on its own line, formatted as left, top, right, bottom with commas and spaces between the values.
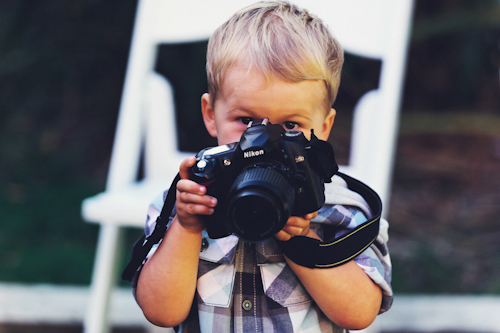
199, 232, 285, 265
199, 232, 239, 264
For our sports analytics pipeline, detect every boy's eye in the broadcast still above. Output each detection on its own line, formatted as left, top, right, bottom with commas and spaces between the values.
283, 122, 299, 130
239, 117, 253, 125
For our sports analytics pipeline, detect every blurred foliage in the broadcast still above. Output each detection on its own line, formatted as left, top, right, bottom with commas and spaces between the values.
0, 0, 499, 293
389, 133, 500, 294
0, 0, 138, 284
404, 0, 500, 112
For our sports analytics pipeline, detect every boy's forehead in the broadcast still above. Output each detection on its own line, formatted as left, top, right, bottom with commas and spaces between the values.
220, 65, 267, 93
220, 64, 322, 93
217, 65, 330, 115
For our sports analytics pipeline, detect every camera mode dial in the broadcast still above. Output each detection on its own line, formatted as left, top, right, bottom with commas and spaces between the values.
191, 156, 219, 182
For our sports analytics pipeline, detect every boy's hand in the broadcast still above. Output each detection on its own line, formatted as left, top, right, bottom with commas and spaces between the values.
175, 156, 217, 233
274, 211, 318, 241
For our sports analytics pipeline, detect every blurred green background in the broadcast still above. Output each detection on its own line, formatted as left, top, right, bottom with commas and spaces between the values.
0, 0, 499, 293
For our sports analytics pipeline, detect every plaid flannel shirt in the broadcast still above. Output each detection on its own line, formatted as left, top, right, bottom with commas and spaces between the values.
132, 175, 393, 332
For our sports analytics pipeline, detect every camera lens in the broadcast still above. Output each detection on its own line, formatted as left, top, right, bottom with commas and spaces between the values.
227, 166, 295, 241
229, 189, 281, 241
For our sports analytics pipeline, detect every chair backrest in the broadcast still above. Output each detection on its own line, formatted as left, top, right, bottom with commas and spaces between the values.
108, 0, 413, 214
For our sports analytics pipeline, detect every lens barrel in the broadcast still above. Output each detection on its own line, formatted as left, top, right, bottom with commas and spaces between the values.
227, 166, 295, 241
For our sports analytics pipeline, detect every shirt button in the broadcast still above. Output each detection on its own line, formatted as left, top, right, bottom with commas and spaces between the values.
201, 238, 209, 251
242, 300, 252, 311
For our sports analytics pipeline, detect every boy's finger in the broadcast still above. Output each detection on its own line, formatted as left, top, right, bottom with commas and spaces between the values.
178, 191, 217, 207
274, 230, 291, 242
281, 225, 304, 236
177, 179, 207, 195
286, 216, 309, 228
179, 156, 197, 179
304, 211, 318, 220
178, 202, 214, 217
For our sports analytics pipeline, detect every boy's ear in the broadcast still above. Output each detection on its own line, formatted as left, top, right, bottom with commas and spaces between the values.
319, 108, 336, 141
201, 93, 217, 138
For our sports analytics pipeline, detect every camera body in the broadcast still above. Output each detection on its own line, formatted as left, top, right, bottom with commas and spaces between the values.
189, 118, 338, 242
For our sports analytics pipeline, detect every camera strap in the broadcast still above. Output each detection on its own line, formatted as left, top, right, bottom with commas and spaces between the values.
122, 173, 181, 282
122, 171, 381, 281
276, 172, 382, 268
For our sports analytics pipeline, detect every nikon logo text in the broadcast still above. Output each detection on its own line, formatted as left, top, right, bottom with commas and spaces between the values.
243, 149, 264, 158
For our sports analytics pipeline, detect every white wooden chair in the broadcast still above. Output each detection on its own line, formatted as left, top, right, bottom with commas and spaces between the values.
81, 1, 414, 332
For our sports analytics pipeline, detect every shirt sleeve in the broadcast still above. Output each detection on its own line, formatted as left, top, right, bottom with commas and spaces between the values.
131, 190, 174, 300
353, 217, 393, 313
315, 204, 393, 313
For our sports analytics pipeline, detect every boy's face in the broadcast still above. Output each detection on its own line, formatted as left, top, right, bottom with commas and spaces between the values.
201, 66, 336, 146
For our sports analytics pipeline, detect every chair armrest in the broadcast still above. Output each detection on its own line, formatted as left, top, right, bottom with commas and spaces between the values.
81, 178, 172, 227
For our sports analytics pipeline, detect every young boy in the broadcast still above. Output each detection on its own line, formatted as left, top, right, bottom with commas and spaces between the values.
132, 1, 392, 331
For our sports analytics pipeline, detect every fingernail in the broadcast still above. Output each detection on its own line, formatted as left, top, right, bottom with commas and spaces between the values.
210, 198, 217, 206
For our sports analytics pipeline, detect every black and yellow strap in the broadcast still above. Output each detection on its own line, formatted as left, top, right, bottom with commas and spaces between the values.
276, 172, 382, 268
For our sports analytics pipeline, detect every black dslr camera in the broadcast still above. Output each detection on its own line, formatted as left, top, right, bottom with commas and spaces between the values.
190, 118, 338, 242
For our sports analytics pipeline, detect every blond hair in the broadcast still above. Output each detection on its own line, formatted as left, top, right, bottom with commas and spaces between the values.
206, 1, 344, 109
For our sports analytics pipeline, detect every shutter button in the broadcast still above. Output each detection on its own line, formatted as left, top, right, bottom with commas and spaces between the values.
196, 159, 208, 170
242, 300, 252, 311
